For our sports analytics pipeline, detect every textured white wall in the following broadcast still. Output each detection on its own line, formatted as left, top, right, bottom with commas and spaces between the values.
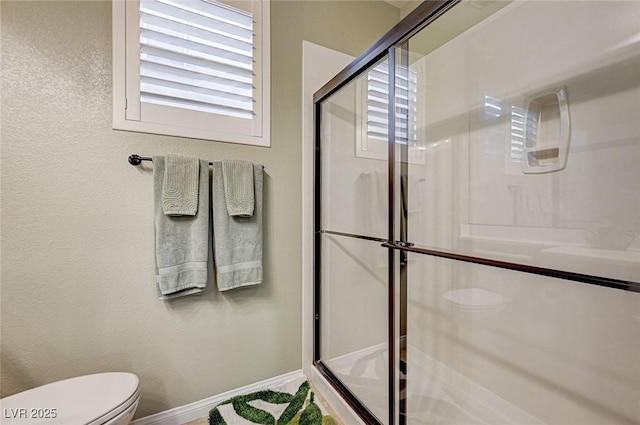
0, 0, 399, 418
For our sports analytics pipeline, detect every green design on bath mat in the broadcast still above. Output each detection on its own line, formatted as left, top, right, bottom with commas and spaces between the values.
209, 380, 336, 425
299, 396, 323, 425
277, 381, 311, 424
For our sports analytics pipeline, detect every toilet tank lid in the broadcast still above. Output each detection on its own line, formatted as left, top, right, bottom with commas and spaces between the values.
0, 372, 139, 425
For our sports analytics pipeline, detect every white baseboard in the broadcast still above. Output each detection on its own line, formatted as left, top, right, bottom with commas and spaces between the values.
132, 370, 305, 425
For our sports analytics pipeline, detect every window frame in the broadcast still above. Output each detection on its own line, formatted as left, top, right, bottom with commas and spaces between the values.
112, 0, 271, 147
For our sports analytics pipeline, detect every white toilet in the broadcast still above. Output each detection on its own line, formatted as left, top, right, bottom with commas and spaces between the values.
0, 372, 139, 425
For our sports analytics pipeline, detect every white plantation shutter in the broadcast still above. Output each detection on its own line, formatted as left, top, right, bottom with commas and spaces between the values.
366, 61, 418, 145
112, 0, 270, 146
365, 65, 389, 141
139, 0, 254, 119
483, 96, 538, 174
395, 64, 418, 145
355, 59, 418, 160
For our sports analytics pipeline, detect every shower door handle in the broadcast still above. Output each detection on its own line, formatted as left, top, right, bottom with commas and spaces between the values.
522, 86, 571, 174
393, 240, 414, 248
384, 241, 415, 266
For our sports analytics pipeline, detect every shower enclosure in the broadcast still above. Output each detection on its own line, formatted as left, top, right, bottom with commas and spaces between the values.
313, 1, 640, 424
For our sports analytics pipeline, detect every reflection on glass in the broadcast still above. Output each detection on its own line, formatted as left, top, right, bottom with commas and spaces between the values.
403, 0, 640, 283
320, 57, 389, 240
319, 55, 392, 425
321, 235, 389, 424
406, 253, 640, 424
402, 1, 640, 424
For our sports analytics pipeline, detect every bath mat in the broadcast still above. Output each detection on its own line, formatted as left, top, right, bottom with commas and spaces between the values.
209, 377, 338, 425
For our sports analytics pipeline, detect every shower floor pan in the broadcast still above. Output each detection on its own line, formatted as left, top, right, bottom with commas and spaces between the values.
324, 344, 545, 425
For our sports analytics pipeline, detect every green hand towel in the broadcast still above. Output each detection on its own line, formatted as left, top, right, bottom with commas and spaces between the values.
222, 159, 255, 217
162, 154, 200, 216
154, 156, 209, 299
212, 161, 263, 291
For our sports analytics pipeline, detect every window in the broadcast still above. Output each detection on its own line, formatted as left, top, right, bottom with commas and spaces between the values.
113, 0, 270, 146
356, 59, 419, 161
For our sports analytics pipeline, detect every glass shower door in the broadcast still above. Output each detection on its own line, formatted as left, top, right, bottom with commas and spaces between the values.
316, 56, 392, 425
400, 1, 640, 424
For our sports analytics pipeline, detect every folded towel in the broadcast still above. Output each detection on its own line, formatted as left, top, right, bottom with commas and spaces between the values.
154, 156, 209, 299
212, 161, 263, 291
221, 159, 255, 217
162, 154, 200, 216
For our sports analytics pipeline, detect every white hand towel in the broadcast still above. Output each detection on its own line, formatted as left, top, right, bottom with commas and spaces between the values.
221, 159, 255, 217
154, 156, 209, 299
162, 154, 200, 216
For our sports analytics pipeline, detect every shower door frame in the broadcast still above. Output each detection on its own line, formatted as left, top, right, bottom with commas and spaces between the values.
313, 2, 640, 425
313, 3, 460, 424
